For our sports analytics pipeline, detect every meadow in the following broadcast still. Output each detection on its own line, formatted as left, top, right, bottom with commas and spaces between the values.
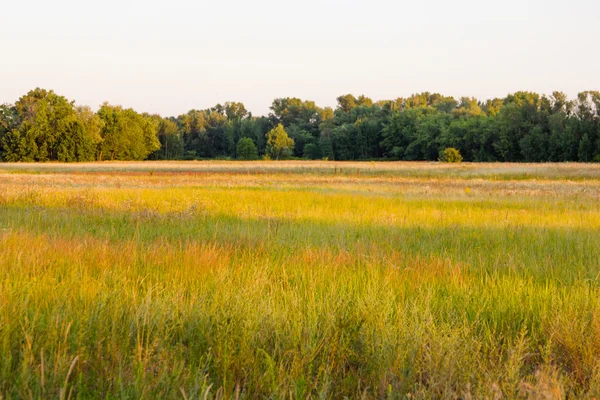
1, 161, 600, 399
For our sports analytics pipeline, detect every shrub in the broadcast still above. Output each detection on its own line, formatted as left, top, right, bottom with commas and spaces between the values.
440, 147, 463, 163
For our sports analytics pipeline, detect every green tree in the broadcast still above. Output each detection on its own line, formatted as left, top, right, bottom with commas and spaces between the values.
149, 118, 183, 160
520, 126, 549, 162
97, 104, 160, 161
286, 124, 314, 157
354, 117, 383, 159
0, 88, 100, 162
238, 118, 267, 156
331, 123, 358, 160
303, 143, 321, 159
236, 137, 258, 160
266, 124, 294, 160
3, 88, 600, 164
579, 134, 593, 162
319, 135, 334, 160
205, 111, 230, 158
412, 113, 451, 160
0, 104, 20, 161
381, 108, 430, 159
74, 106, 104, 161
269, 98, 324, 136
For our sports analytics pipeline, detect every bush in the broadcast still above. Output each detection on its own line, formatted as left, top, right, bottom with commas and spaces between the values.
182, 150, 197, 160
440, 147, 463, 163
236, 138, 258, 160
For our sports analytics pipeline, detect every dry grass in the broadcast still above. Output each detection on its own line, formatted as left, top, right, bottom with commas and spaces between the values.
1, 160, 600, 179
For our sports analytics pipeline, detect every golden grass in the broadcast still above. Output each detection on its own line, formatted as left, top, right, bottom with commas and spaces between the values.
0, 161, 599, 398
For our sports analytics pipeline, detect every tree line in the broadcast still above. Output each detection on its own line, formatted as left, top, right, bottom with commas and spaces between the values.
1, 88, 600, 162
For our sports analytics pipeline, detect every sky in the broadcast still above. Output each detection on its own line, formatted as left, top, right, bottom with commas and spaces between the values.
1, 0, 598, 116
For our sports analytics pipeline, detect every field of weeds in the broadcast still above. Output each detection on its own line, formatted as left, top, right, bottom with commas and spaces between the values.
1, 161, 600, 398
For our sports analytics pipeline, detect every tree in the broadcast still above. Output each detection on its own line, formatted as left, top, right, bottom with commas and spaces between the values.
303, 143, 321, 159
412, 113, 451, 160
355, 117, 382, 159
235, 117, 268, 156
75, 106, 104, 161
236, 137, 258, 160
2, 88, 599, 164
0, 88, 100, 162
356, 95, 373, 107
205, 111, 230, 158
520, 126, 549, 162
331, 123, 358, 160
223, 102, 248, 120
319, 135, 334, 160
149, 118, 183, 160
381, 108, 430, 159
579, 134, 593, 162
336, 94, 358, 113
286, 124, 314, 157
454, 97, 482, 117
266, 124, 294, 160
0, 104, 20, 161
269, 98, 324, 136
97, 104, 160, 161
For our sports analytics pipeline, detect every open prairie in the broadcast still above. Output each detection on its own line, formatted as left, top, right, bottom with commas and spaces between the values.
1, 161, 600, 398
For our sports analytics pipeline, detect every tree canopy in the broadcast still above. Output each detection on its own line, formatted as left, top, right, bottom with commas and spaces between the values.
1, 88, 600, 163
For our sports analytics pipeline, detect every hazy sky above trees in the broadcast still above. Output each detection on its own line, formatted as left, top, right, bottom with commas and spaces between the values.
1, 0, 598, 116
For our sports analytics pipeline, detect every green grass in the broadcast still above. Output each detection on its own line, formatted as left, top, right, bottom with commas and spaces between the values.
0, 162, 599, 398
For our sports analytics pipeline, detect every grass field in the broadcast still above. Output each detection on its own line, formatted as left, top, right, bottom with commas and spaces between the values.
1, 161, 600, 399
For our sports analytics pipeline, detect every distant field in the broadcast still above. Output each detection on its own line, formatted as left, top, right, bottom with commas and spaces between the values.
1, 161, 600, 398
3, 160, 600, 180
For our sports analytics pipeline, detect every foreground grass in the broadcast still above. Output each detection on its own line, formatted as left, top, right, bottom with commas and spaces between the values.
1, 162, 600, 398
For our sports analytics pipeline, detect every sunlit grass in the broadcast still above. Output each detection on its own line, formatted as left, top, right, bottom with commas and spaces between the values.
0, 162, 599, 398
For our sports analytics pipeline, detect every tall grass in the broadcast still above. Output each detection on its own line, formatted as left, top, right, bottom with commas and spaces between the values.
0, 163, 599, 398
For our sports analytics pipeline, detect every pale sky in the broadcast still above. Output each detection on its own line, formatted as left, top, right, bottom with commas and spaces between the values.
1, 0, 598, 116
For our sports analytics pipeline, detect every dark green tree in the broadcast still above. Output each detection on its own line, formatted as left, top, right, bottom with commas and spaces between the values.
236, 137, 259, 160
